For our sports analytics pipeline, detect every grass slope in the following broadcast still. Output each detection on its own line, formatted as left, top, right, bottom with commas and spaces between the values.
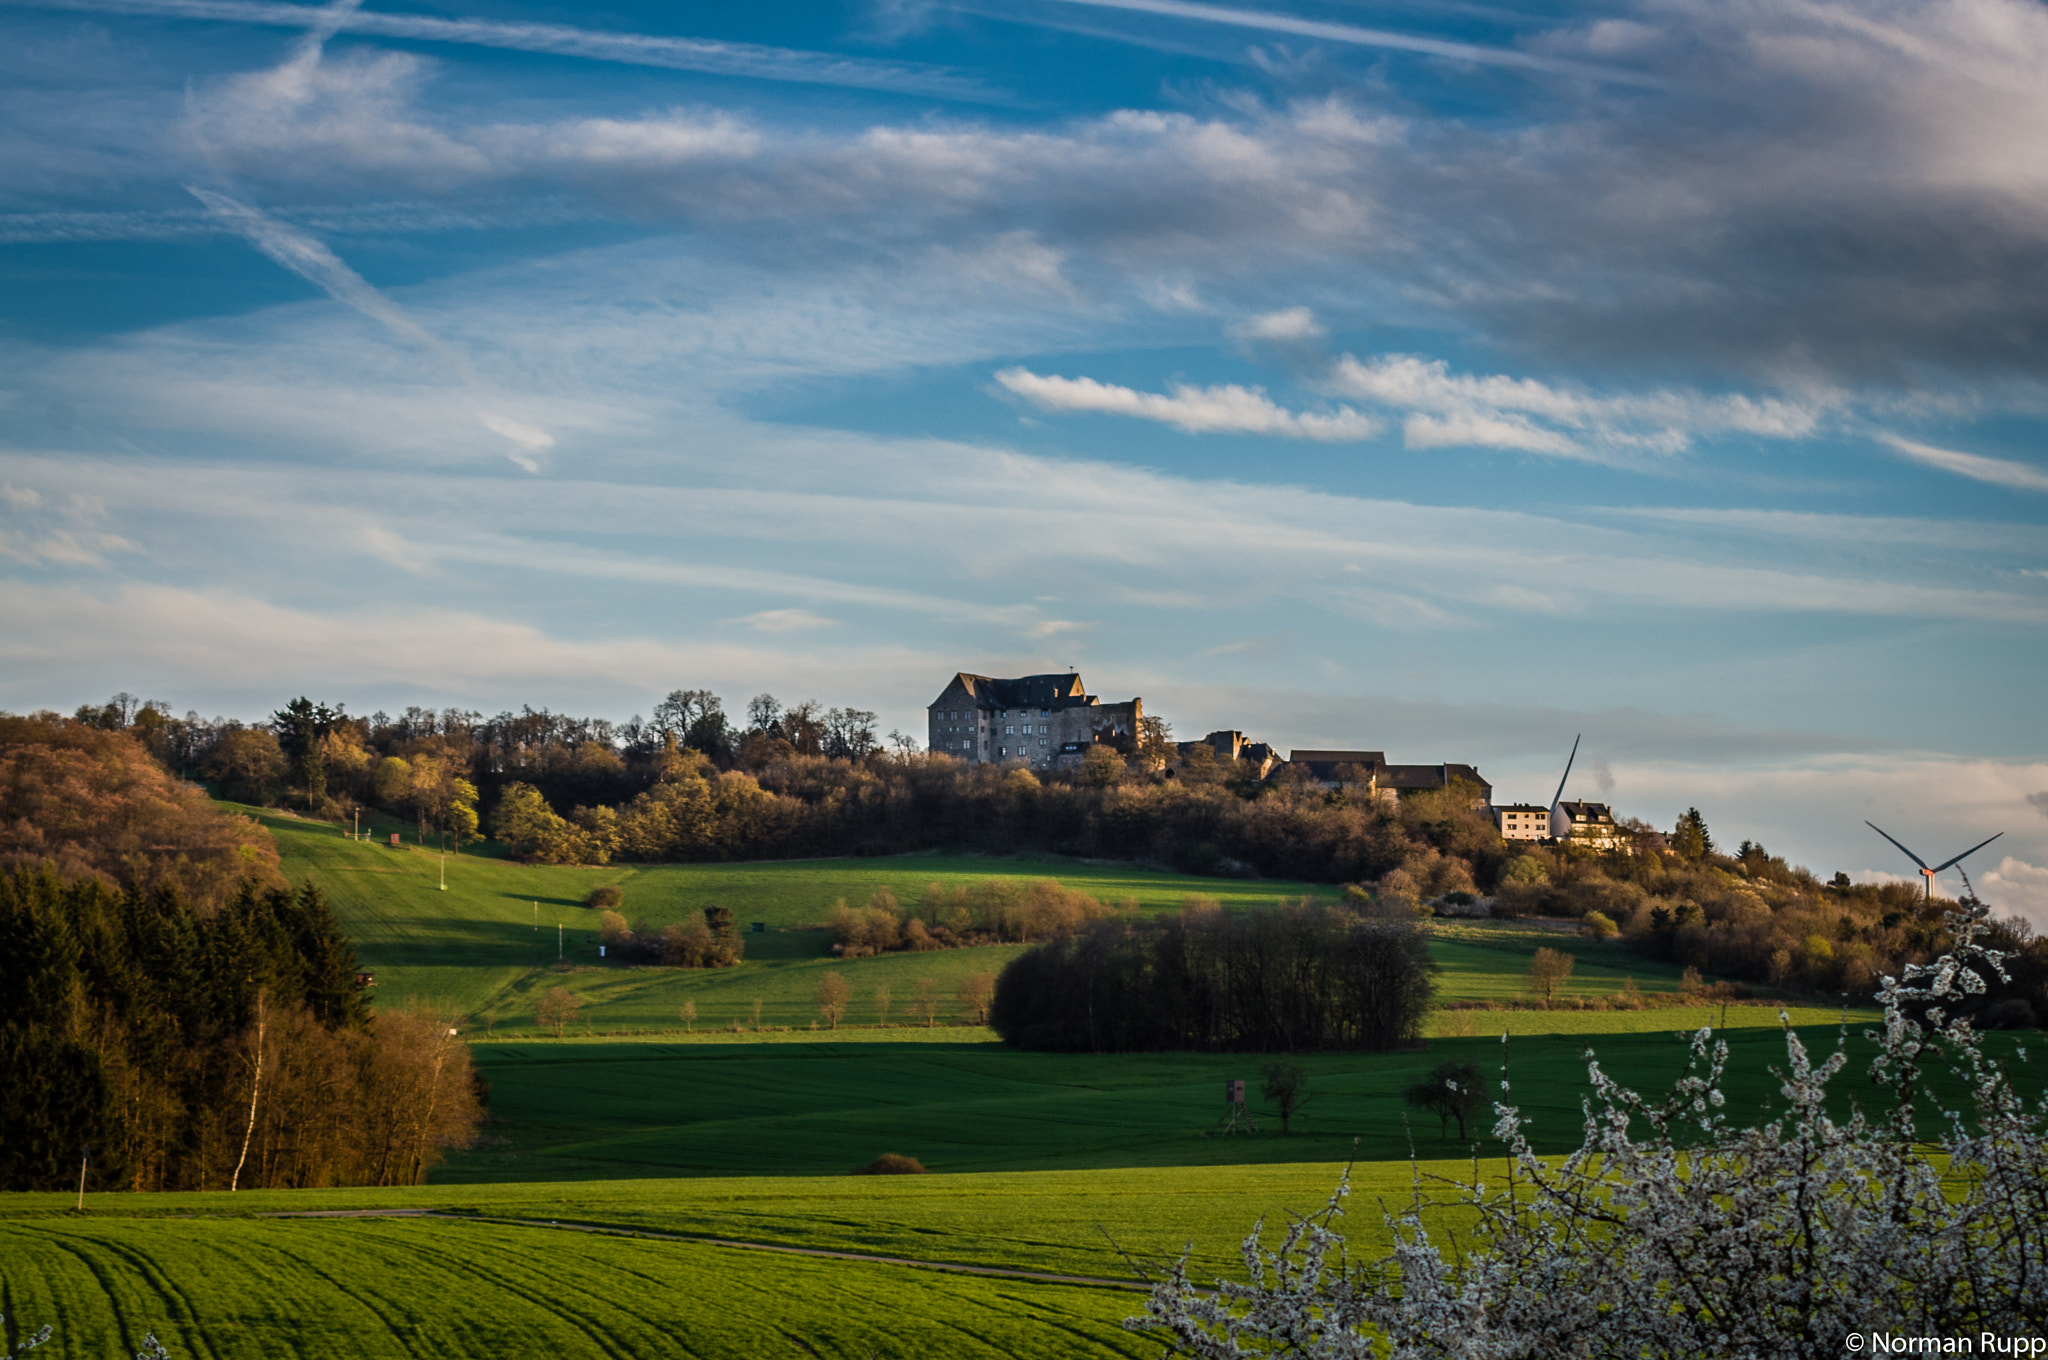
249, 807, 1340, 1029
256, 807, 1793, 1039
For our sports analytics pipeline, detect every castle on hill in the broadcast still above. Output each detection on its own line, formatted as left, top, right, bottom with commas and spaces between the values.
927, 669, 1627, 850
926, 671, 1142, 769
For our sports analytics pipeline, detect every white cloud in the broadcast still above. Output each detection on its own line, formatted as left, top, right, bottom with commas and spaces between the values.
1229, 306, 1324, 342
729, 608, 835, 633
994, 367, 1378, 440
0, 579, 940, 715
1879, 433, 2048, 493
1981, 857, 2048, 929
1327, 353, 1829, 461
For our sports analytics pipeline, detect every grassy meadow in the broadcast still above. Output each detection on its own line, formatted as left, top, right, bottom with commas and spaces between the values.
6, 807, 1943, 1359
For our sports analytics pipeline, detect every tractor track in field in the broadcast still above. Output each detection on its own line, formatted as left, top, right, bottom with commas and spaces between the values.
260, 1209, 1152, 1292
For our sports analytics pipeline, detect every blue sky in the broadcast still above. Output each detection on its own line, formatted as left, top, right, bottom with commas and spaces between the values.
2, 0, 2045, 916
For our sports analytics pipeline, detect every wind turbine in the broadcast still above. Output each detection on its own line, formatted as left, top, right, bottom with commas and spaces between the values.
1863, 822, 2003, 904
1551, 734, 1581, 810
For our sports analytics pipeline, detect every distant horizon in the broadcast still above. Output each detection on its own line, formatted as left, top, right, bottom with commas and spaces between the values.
21, 674, 2030, 911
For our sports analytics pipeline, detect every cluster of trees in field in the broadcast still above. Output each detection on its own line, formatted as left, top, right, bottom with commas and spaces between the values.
989, 900, 1435, 1052
597, 903, 747, 968
0, 869, 479, 1192
828, 879, 1133, 957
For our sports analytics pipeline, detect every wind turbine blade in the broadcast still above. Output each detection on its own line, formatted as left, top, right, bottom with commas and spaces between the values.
1930, 831, 2003, 874
1864, 821, 1932, 873
1551, 734, 1580, 809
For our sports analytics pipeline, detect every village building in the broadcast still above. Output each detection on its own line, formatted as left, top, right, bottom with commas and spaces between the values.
1493, 802, 1550, 842
927, 672, 1142, 769
1552, 799, 1625, 850
1379, 762, 1493, 807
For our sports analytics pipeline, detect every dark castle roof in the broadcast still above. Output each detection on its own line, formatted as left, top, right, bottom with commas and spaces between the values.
936, 672, 1093, 709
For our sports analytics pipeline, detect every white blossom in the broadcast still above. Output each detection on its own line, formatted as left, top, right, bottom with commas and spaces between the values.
1133, 906, 2046, 1359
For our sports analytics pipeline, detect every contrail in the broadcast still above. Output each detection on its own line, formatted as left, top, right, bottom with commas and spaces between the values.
188, 186, 453, 361
188, 186, 556, 469
2, 0, 992, 98
1043, 0, 1654, 83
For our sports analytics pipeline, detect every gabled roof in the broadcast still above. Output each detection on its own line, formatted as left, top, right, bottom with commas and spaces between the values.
1556, 800, 1615, 821
1281, 750, 1385, 783
1381, 763, 1493, 794
934, 672, 1090, 709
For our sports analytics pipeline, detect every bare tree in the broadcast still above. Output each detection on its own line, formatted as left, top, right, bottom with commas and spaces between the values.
957, 971, 997, 1026
536, 986, 581, 1037
749, 996, 764, 1031
1260, 1060, 1311, 1135
1403, 1059, 1485, 1139
815, 972, 851, 1029
230, 989, 268, 1191
873, 982, 892, 1027
1527, 947, 1575, 1001
911, 976, 942, 1028
679, 999, 696, 1032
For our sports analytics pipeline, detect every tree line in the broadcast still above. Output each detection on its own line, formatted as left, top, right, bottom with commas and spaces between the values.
1493, 810, 2048, 1026
828, 879, 1132, 957
0, 868, 479, 1192
37, 692, 2048, 1025
988, 901, 1436, 1053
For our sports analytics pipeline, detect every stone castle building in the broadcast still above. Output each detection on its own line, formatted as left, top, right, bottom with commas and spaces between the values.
927, 672, 1142, 769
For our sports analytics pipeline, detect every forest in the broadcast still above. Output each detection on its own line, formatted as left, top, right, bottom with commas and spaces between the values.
15, 691, 2048, 1025
0, 868, 480, 1192
0, 711, 483, 1192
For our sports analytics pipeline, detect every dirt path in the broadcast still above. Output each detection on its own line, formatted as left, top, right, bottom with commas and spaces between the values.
262, 1209, 1151, 1292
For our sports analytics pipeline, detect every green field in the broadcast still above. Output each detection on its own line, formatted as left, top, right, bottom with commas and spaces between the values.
1, 809, 1934, 1358
449, 1025, 1918, 1183
0, 1214, 1150, 1359
252, 808, 1345, 1029
252, 808, 1807, 1037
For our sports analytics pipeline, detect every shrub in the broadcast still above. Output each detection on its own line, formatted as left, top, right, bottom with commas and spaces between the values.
854, 1153, 927, 1175
1581, 910, 1619, 939
584, 885, 623, 911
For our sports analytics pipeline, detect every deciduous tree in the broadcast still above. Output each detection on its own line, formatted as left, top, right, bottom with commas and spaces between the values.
815, 972, 851, 1028
957, 971, 996, 1026
1260, 1061, 1311, 1135
535, 986, 581, 1038
1402, 1059, 1484, 1139
1526, 946, 1574, 1001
